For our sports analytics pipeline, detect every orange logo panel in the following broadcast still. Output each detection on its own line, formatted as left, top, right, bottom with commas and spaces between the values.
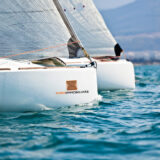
66, 80, 77, 91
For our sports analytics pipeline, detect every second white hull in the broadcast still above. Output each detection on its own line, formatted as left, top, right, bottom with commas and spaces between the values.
96, 60, 135, 90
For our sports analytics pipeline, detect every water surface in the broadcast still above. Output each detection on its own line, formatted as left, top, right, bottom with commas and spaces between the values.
0, 65, 160, 160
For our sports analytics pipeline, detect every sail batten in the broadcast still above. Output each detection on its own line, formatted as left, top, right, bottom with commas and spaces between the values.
0, 0, 72, 60
58, 0, 117, 57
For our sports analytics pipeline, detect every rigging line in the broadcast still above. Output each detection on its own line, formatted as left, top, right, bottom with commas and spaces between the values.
0, 40, 80, 59
52, 0, 93, 63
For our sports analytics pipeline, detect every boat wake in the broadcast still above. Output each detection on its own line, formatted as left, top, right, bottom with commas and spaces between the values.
0, 94, 102, 113
0, 104, 52, 113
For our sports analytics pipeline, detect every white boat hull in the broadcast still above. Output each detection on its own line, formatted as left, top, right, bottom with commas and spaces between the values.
62, 58, 135, 91
96, 60, 135, 90
0, 60, 98, 112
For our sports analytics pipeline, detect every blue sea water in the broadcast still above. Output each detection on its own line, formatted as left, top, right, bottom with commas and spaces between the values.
0, 65, 160, 160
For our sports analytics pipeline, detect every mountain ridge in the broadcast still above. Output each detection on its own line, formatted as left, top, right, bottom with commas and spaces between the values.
100, 0, 160, 62
101, 0, 160, 36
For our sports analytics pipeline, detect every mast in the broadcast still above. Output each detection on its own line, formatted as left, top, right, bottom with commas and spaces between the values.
52, 0, 92, 62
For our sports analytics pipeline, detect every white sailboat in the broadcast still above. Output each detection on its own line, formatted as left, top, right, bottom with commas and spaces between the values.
0, 0, 99, 112
55, 0, 136, 90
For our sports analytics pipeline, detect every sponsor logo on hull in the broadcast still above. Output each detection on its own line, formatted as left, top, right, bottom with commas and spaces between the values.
56, 80, 89, 95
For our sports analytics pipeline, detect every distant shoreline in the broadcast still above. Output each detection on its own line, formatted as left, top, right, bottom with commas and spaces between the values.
132, 61, 160, 66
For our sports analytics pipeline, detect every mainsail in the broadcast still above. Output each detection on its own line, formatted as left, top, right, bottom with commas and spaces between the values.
0, 0, 73, 60
58, 0, 117, 57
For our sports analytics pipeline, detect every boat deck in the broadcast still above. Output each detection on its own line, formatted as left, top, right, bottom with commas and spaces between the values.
0, 59, 80, 71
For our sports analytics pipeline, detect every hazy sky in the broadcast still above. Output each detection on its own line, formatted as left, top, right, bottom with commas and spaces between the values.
93, 0, 135, 10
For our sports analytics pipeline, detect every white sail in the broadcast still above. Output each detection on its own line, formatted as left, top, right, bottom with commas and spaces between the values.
0, 0, 72, 60
58, 0, 117, 57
